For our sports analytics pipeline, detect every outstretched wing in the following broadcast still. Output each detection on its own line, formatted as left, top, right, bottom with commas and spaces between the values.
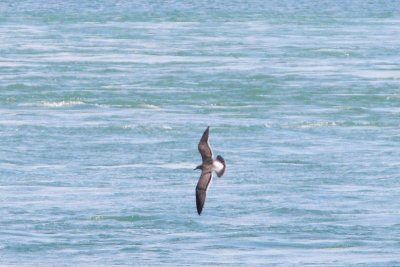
198, 126, 213, 162
195, 171, 213, 215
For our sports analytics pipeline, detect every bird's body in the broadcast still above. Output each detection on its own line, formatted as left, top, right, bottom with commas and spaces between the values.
194, 126, 226, 215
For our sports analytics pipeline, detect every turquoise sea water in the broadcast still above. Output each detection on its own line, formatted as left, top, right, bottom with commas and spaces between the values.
1, 0, 400, 265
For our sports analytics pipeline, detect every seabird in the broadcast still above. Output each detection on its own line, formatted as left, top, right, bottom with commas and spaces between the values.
194, 126, 226, 215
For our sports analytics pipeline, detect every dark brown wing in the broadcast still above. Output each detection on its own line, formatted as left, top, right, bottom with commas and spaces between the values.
198, 126, 213, 162
195, 171, 213, 215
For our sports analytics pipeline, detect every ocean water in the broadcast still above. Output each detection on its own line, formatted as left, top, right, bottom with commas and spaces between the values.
1, 0, 400, 265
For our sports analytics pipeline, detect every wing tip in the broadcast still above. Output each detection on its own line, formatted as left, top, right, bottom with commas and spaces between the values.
204, 126, 210, 136
196, 188, 206, 216
200, 126, 210, 141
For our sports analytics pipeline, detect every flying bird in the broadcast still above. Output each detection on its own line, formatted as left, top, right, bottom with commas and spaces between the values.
194, 126, 226, 215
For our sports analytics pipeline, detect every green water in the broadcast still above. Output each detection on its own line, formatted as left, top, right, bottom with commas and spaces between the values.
1, 0, 400, 265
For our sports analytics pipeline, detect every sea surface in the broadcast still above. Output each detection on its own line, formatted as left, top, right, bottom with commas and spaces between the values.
1, 0, 400, 266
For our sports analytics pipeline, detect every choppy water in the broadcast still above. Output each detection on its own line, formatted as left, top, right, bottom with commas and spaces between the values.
1, 0, 400, 266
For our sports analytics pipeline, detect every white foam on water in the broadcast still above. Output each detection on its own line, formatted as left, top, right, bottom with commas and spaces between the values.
85, 164, 149, 169
41, 101, 86, 107
19, 101, 86, 108
19, 101, 108, 108
0, 163, 67, 170
139, 104, 162, 109
351, 70, 400, 79
86, 162, 194, 170
157, 162, 195, 169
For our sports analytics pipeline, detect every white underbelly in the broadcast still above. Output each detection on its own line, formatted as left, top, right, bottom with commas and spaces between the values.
213, 160, 224, 172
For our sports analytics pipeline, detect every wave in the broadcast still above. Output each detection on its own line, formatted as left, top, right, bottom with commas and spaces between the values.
20, 101, 165, 109
19, 101, 86, 108
41, 101, 87, 107
89, 215, 154, 222
264, 121, 398, 128
157, 162, 195, 169
20, 101, 110, 108
120, 124, 172, 130
139, 104, 162, 109
85, 164, 149, 169
0, 163, 66, 170
85, 162, 194, 170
